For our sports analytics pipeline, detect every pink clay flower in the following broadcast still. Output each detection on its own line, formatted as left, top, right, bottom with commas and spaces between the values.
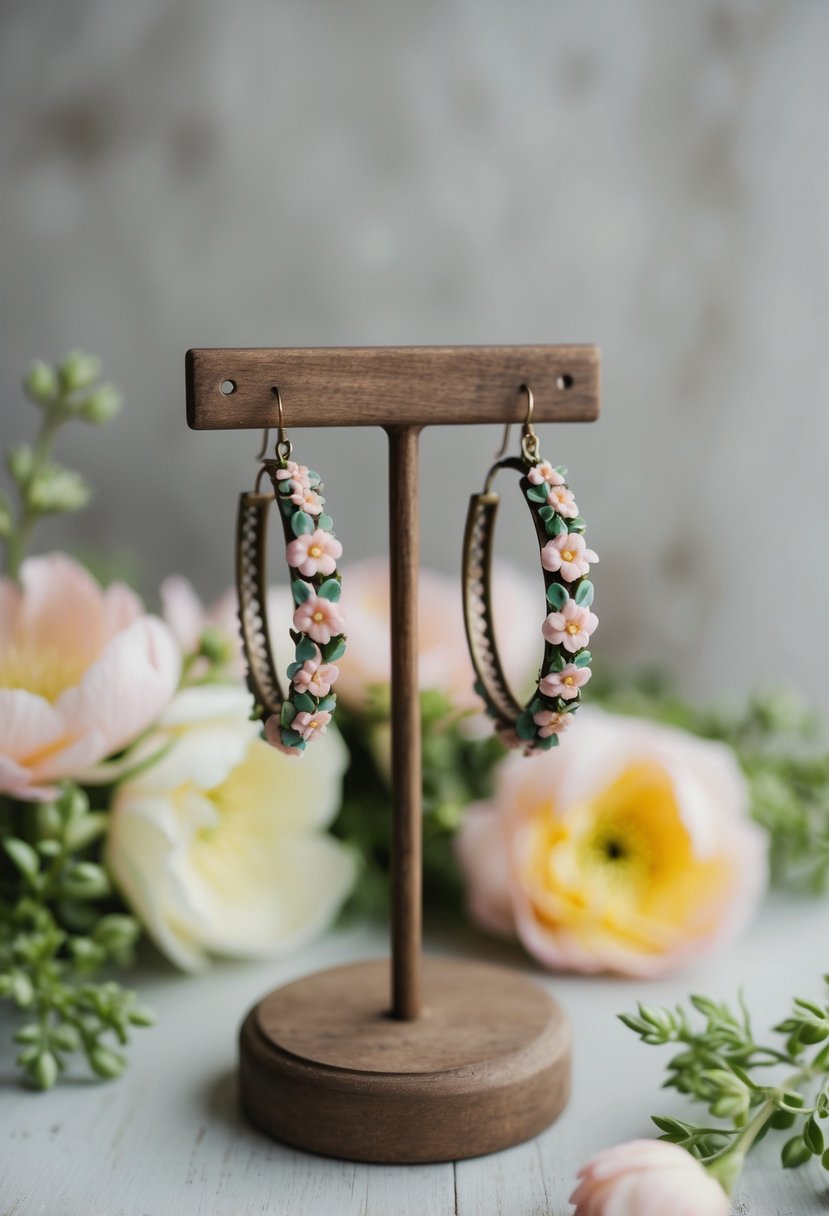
293, 592, 346, 645
533, 708, 571, 738
293, 657, 339, 697
539, 663, 591, 700
286, 530, 343, 577
291, 709, 333, 741
527, 460, 565, 487
291, 486, 325, 515
275, 461, 311, 490
570, 1140, 730, 1216
263, 714, 303, 756
541, 532, 598, 582
546, 485, 578, 518
542, 600, 598, 653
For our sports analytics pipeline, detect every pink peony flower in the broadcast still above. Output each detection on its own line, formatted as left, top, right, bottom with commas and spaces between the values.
275, 461, 311, 490
541, 532, 598, 582
532, 708, 571, 738
293, 592, 345, 645
291, 709, 333, 741
291, 486, 325, 515
293, 656, 339, 697
455, 708, 767, 976
546, 485, 578, 518
0, 554, 180, 800
539, 663, 592, 701
286, 530, 343, 578
543, 599, 598, 653
527, 460, 565, 487
570, 1140, 730, 1216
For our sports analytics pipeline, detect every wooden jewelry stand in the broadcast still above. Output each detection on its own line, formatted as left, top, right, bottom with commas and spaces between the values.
186, 344, 601, 1163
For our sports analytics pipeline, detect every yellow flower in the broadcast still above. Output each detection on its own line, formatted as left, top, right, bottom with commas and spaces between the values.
456, 709, 767, 977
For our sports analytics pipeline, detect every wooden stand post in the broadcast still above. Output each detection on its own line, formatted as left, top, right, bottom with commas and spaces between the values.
187, 344, 600, 1163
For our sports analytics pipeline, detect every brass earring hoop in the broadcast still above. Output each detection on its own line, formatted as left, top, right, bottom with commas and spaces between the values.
236, 389, 347, 755
462, 385, 598, 754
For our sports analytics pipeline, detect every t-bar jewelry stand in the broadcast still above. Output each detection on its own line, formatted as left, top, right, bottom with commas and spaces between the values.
186, 344, 601, 1163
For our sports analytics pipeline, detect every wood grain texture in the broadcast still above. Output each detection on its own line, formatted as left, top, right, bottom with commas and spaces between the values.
388, 426, 422, 1020
186, 345, 600, 429
239, 957, 570, 1164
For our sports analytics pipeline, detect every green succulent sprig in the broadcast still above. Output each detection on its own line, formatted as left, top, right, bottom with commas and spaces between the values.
1, 350, 121, 579
0, 783, 153, 1089
620, 982, 829, 1196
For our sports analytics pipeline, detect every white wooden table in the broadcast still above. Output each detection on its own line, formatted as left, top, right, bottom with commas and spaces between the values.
1, 896, 827, 1215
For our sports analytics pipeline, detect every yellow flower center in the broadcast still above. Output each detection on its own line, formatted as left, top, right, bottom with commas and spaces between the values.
309, 545, 323, 558
566, 623, 579, 635
312, 611, 324, 622
520, 761, 733, 957
562, 550, 575, 562
308, 719, 320, 731
563, 675, 575, 686
0, 643, 88, 703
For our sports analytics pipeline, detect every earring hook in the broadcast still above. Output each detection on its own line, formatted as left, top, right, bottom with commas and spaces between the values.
256, 387, 293, 465
495, 384, 538, 462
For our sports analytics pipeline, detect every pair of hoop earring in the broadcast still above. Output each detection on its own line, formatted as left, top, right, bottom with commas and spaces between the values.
236, 385, 597, 759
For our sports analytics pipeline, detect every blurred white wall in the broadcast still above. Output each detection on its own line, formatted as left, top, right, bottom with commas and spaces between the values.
1, 0, 827, 705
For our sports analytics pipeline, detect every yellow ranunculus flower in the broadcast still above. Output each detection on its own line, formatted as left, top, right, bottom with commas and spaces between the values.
456, 708, 767, 977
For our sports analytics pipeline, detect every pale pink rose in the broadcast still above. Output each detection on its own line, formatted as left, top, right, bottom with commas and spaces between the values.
291, 486, 324, 515
292, 592, 345, 645
532, 708, 571, 738
291, 709, 333, 741
275, 461, 311, 490
286, 530, 342, 578
546, 485, 578, 518
541, 533, 598, 582
0, 554, 180, 801
539, 663, 591, 700
570, 1140, 730, 1216
335, 559, 539, 716
543, 600, 598, 653
527, 461, 565, 487
160, 576, 242, 678
293, 657, 339, 697
455, 708, 767, 977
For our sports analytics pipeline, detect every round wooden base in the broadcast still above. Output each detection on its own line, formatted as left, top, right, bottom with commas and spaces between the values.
239, 956, 571, 1164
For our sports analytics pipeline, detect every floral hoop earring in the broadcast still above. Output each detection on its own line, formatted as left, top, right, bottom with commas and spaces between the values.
236, 389, 346, 756
462, 385, 598, 754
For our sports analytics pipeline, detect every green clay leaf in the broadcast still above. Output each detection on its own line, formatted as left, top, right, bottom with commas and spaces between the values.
538, 734, 559, 751
318, 513, 334, 532
515, 712, 537, 741
555, 465, 567, 477
281, 729, 305, 749
317, 578, 341, 602
546, 583, 569, 610
279, 496, 294, 515
295, 636, 317, 663
538, 505, 555, 521
575, 580, 594, 607
574, 650, 592, 668
550, 515, 568, 536
286, 661, 303, 679
549, 651, 565, 672
529, 697, 546, 715
323, 636, 346, 662
291, 510, 314, 537
526, 485, 548, 504
292, 579, 313, 605
277, 478, 294, 496
569, 516, 586, 533
306, 469, 321, 487
318, 696, 336, 712
280, 701, 295, 728
293, 692, 315, 714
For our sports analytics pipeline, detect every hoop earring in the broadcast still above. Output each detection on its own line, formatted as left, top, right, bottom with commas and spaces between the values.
236, 389, 346, 755
462, 385, 598, 754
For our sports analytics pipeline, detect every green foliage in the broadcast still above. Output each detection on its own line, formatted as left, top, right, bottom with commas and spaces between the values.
2, 351, 122, 578
620, 979, 829, 1193
591, 667, 829, 893
0, 783, 152, 1090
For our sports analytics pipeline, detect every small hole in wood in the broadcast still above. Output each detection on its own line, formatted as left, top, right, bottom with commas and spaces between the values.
220, 380, 236, 395
556, 374, 574, 390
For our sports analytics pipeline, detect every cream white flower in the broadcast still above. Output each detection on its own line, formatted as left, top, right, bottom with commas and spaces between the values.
106, 685, 354, 971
